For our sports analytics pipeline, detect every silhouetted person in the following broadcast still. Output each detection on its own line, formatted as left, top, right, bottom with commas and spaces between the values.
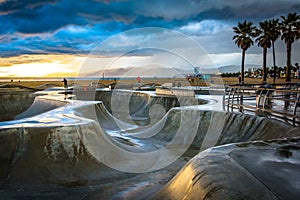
238, 75, 242, 85
62, 78, 68, 89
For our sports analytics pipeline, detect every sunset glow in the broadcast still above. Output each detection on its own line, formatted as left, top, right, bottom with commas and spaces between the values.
0, 54, 84, 77
0, 0, 299, 77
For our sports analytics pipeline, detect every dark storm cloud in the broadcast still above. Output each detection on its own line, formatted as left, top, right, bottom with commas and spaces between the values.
0, 0, 300, 57
1, 0, 300, 34
0, 0, 137, 34
0, 0, 59, 14
138, 0, 300, 21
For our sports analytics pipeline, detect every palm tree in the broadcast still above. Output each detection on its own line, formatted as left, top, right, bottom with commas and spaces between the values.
233, 21, 257, 84
256, 20, 272, 83
280, 12, 300, 82
268, 19, 281, 83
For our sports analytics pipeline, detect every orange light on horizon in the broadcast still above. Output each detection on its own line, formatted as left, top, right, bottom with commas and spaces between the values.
0, 54, 85, 77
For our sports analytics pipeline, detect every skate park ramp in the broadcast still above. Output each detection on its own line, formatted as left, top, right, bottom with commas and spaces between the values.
150, 137, 300, 200
0, 86, 35, 121
0, 86, 69, 121
0, 90, 299, 199
15, 97, 68, 119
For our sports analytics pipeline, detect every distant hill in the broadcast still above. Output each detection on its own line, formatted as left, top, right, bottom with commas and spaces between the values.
78, 64, 262, 78
198, 64, 261, 74
82, 66, 191, 78
218, 64, 261, 73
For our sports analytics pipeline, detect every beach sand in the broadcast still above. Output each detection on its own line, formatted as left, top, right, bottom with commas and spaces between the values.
1, 77, 299, 90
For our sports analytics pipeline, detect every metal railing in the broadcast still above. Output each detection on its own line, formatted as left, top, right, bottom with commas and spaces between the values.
223, 84, 300, 126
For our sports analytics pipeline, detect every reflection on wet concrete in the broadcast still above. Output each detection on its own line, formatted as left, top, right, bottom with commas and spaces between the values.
0, 87, 299, 199
152, 138, 300, 200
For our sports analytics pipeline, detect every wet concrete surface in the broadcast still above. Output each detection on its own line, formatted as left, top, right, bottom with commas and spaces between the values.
0, 88, 35, 121
151, 137, 300, 200
0, 87, 299, 199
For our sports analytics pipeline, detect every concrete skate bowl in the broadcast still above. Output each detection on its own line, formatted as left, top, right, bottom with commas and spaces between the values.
14, 97, 68, 119
0, 86, 35, 121
0, 94, 299, 199
78, 89, 208, 125
0, 85, 68, 121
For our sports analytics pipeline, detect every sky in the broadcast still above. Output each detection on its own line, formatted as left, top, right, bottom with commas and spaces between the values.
0, 0, 300, 77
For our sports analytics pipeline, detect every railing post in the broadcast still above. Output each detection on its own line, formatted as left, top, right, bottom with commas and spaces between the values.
239, 86, 243, 112
232, 87, 237, 111
222, 87, 227, 111
262, 90, 270, 111
256, 90, 262, 112
226, 87, 234, 111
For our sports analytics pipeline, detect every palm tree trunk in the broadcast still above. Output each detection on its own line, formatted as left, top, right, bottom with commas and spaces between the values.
263, 47, 267, 83
272, 41, 276, 84
241, 49, 245, 84
286, 41, 292, 82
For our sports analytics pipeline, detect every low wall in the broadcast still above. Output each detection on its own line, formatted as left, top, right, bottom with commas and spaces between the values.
156, 87, 195, 97
0, 90, 35, 121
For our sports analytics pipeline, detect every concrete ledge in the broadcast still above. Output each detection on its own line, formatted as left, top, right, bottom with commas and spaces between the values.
156, 87, 195, 97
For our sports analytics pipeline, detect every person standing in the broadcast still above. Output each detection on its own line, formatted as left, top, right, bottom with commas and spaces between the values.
62, 78, 68, 89
238, 74, 242, 85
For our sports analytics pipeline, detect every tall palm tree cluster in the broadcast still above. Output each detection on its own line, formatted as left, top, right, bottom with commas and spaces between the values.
233, 12, 300, 84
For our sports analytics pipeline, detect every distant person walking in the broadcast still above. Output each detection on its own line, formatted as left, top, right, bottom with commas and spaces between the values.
62, 78, 68, 89
238, 74, 242, 85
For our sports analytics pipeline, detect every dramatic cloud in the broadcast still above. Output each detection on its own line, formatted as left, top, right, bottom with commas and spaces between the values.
179, 20, 230, 35
0, 0, 59, 14
0, 0, 300, 76
137, 0, 300, 21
